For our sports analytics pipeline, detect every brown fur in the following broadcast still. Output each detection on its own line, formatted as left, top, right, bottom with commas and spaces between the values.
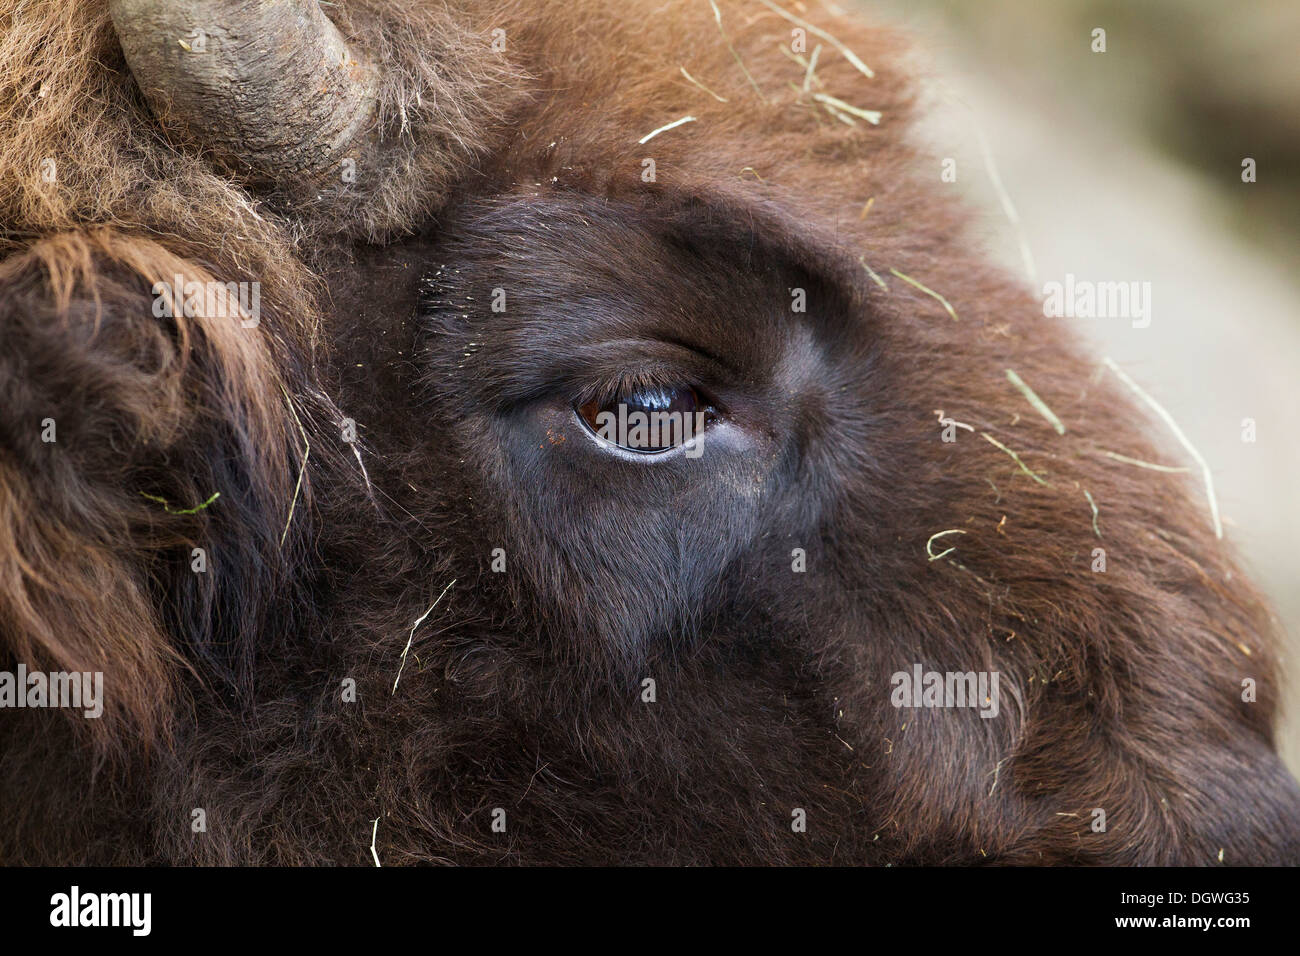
1, 0, 1297, 864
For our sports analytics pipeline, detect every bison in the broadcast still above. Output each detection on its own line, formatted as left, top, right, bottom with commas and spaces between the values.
0, 0, 1297, 865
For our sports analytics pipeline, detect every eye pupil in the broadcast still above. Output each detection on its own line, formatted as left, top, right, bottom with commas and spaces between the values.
577, 385, 711, 452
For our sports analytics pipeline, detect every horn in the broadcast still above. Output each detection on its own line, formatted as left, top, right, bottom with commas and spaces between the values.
109, 0, 378, 186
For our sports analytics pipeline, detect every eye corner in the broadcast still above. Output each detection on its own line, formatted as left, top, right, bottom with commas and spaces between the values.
577, 397, 603, 432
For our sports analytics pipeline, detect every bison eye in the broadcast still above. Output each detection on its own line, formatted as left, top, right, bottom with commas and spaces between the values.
576, 384, 714, 453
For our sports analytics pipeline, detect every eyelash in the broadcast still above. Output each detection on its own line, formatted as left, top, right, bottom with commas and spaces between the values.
574, 368, 692, 409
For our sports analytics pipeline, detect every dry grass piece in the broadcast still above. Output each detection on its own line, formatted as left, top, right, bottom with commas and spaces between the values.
926, 528, 967, 561
1084, 489, 1101, 537
637, 115, 697, 144
1102, 357, 1222, 538
819, 100, 857, 125
803, 44, 822, 94
280, 386, 310, 548
975, 127, 1036, 283
778, 46, 826, 90
680, 66, 728, 102
889, 268, 958, 320
1005, 368, 1065, 435
934, 410, 975, 433
859, 256, 888, 290
140, 491, 220, 515
708, 0, 765, 99
392, 578, 456, 694
1099, 450, 1190, 473
754, 0, 876, 78
982, 432, 1049, 486
812, 92, 881, 125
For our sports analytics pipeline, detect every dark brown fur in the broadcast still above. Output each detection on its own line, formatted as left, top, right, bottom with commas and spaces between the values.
1, 0, 1297, 864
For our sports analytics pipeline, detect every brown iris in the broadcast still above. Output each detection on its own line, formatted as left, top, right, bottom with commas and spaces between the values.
577, 385, 707, 452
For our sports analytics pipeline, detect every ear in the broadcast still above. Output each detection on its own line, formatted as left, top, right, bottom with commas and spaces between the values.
0, 230, 313, 749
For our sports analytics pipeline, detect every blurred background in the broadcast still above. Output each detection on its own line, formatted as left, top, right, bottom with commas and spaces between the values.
859, 0, 1300, 772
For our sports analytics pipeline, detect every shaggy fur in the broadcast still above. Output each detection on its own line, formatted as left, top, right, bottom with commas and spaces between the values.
1, 0, 1298, 864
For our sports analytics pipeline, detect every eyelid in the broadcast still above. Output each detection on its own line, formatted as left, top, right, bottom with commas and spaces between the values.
577, 374, 723, 421
574, 369, 660, 409
574, 363, 717, 409
565, 337, 730, 405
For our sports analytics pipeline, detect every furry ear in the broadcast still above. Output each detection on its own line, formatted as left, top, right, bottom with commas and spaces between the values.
0, 229, 318, 750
